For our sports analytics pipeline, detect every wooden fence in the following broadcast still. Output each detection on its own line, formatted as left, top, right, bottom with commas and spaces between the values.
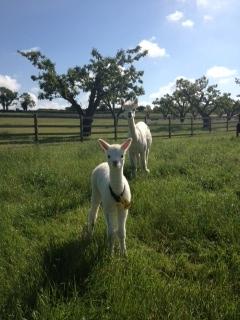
0, 111, 239, 144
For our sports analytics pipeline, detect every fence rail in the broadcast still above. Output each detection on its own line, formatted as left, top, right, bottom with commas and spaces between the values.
0, 111, 239, 144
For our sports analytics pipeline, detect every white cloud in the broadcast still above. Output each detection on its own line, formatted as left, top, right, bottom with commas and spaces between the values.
181, 19, 194, 27
0, 75, 21, 91
196, 0, 233, 10
138, 100, 153, 107
218, 77, 233, 85
26, 87, 68, 110
203, 14, 213, 22
149, 76, 195, 100
149, 81, 176, 100
166, 10, 184, 22
139, 39, 168, 58
206, 66, 237, 79
27, 87, 90, 110
196, 0, 209, 7
20, 46, 40, 54
30, 87, 40, 95
28, 92, 38, 104
37, 99, 68, 110
166, 11, 195, 28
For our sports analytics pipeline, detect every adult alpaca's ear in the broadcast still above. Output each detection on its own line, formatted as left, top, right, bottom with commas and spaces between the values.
121, 138, 132, 152
98, 139, 110, 152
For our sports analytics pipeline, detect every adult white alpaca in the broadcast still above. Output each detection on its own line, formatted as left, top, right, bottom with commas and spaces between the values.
88, 138, 132, 256
123, 101, 152, 176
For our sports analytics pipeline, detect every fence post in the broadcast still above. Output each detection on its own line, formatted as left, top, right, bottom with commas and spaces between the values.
80, 114, 83, 142
168, 116, 171, 138
113, 115, 117, 141
226, 117, 229, 132
190, 117, 194, 136
33, 113, 38, 142
236, 114, 240, 137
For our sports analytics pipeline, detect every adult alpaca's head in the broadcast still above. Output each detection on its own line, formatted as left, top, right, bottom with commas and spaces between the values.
122, 100, 138, 119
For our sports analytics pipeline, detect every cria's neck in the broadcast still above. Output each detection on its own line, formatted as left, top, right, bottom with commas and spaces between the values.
109, 167, 124, 195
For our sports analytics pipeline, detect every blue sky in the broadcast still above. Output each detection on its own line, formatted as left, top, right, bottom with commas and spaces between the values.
1, 0, 240, 109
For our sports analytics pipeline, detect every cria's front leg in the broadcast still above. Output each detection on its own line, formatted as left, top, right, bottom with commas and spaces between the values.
105, 211, 116, 255
117, 208, 128, 256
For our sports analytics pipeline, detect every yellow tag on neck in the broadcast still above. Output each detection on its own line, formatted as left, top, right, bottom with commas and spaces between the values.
117, 197, 131, 210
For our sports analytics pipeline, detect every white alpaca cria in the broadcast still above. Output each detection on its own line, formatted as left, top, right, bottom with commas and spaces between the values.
123, 101, 152, 176
88, 138, 132, 256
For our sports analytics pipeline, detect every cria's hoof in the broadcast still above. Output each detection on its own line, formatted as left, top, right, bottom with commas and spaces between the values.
145, 169, 150, 173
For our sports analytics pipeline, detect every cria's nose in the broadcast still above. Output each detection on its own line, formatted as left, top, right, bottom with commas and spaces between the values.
113, 160, 119, 167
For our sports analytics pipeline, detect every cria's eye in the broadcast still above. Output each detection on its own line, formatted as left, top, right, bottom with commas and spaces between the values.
121, 155, 124, 158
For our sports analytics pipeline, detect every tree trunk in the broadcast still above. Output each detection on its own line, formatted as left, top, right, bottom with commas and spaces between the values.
82, 116, 93, 136
202, 116, 210, 129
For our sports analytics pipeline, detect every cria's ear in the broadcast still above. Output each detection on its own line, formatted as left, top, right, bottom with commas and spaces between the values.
98, 139, 110, 151
121, 138, 132, 152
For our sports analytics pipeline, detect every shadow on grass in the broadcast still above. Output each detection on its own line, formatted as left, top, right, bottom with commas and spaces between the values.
2, 232, 106, 319
43, 231, 106, 299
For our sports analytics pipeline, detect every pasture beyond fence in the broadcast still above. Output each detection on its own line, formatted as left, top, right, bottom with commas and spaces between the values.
0, 111, 239, 144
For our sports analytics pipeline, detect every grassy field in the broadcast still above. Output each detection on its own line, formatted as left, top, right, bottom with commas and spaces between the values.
1, 134, 240, 319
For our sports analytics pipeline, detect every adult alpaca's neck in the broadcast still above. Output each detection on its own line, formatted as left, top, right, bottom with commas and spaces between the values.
109, 166, 124, 195
128, 116, 138, 141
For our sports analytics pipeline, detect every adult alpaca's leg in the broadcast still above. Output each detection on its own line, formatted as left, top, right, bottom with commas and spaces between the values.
129, 151, 137, 177
140, 150, 150, 173
146, 146, 150, 170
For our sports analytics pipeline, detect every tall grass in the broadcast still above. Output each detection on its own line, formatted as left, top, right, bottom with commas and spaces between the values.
0, 134, 240, 319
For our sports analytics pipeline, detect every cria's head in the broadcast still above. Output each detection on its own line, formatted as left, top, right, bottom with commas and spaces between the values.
98, 138, 132, 169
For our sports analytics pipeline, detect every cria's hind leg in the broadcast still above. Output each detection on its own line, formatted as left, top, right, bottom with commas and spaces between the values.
88, 186, 101, 236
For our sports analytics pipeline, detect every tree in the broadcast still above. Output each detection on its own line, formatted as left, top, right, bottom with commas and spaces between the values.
137, 105, 146, 112
19, 92, 36, 111
236, 78, 240, 88
152, 94, 174, 118
214, 92, 240, 119
18, 46, 146, 135
91, 47, 147, 123
180, 76, 220, 128
171, 79, 191, 122
0, 87, 18, 111
145, 105, 152, 119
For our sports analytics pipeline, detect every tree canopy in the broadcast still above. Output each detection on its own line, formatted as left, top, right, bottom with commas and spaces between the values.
152, 76, 224, 126
18, 46, 147, 134
0, 87, 18, 111
19, 92, 36, 111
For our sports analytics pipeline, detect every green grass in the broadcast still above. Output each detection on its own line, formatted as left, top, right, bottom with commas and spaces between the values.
0, 134, 240, 319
